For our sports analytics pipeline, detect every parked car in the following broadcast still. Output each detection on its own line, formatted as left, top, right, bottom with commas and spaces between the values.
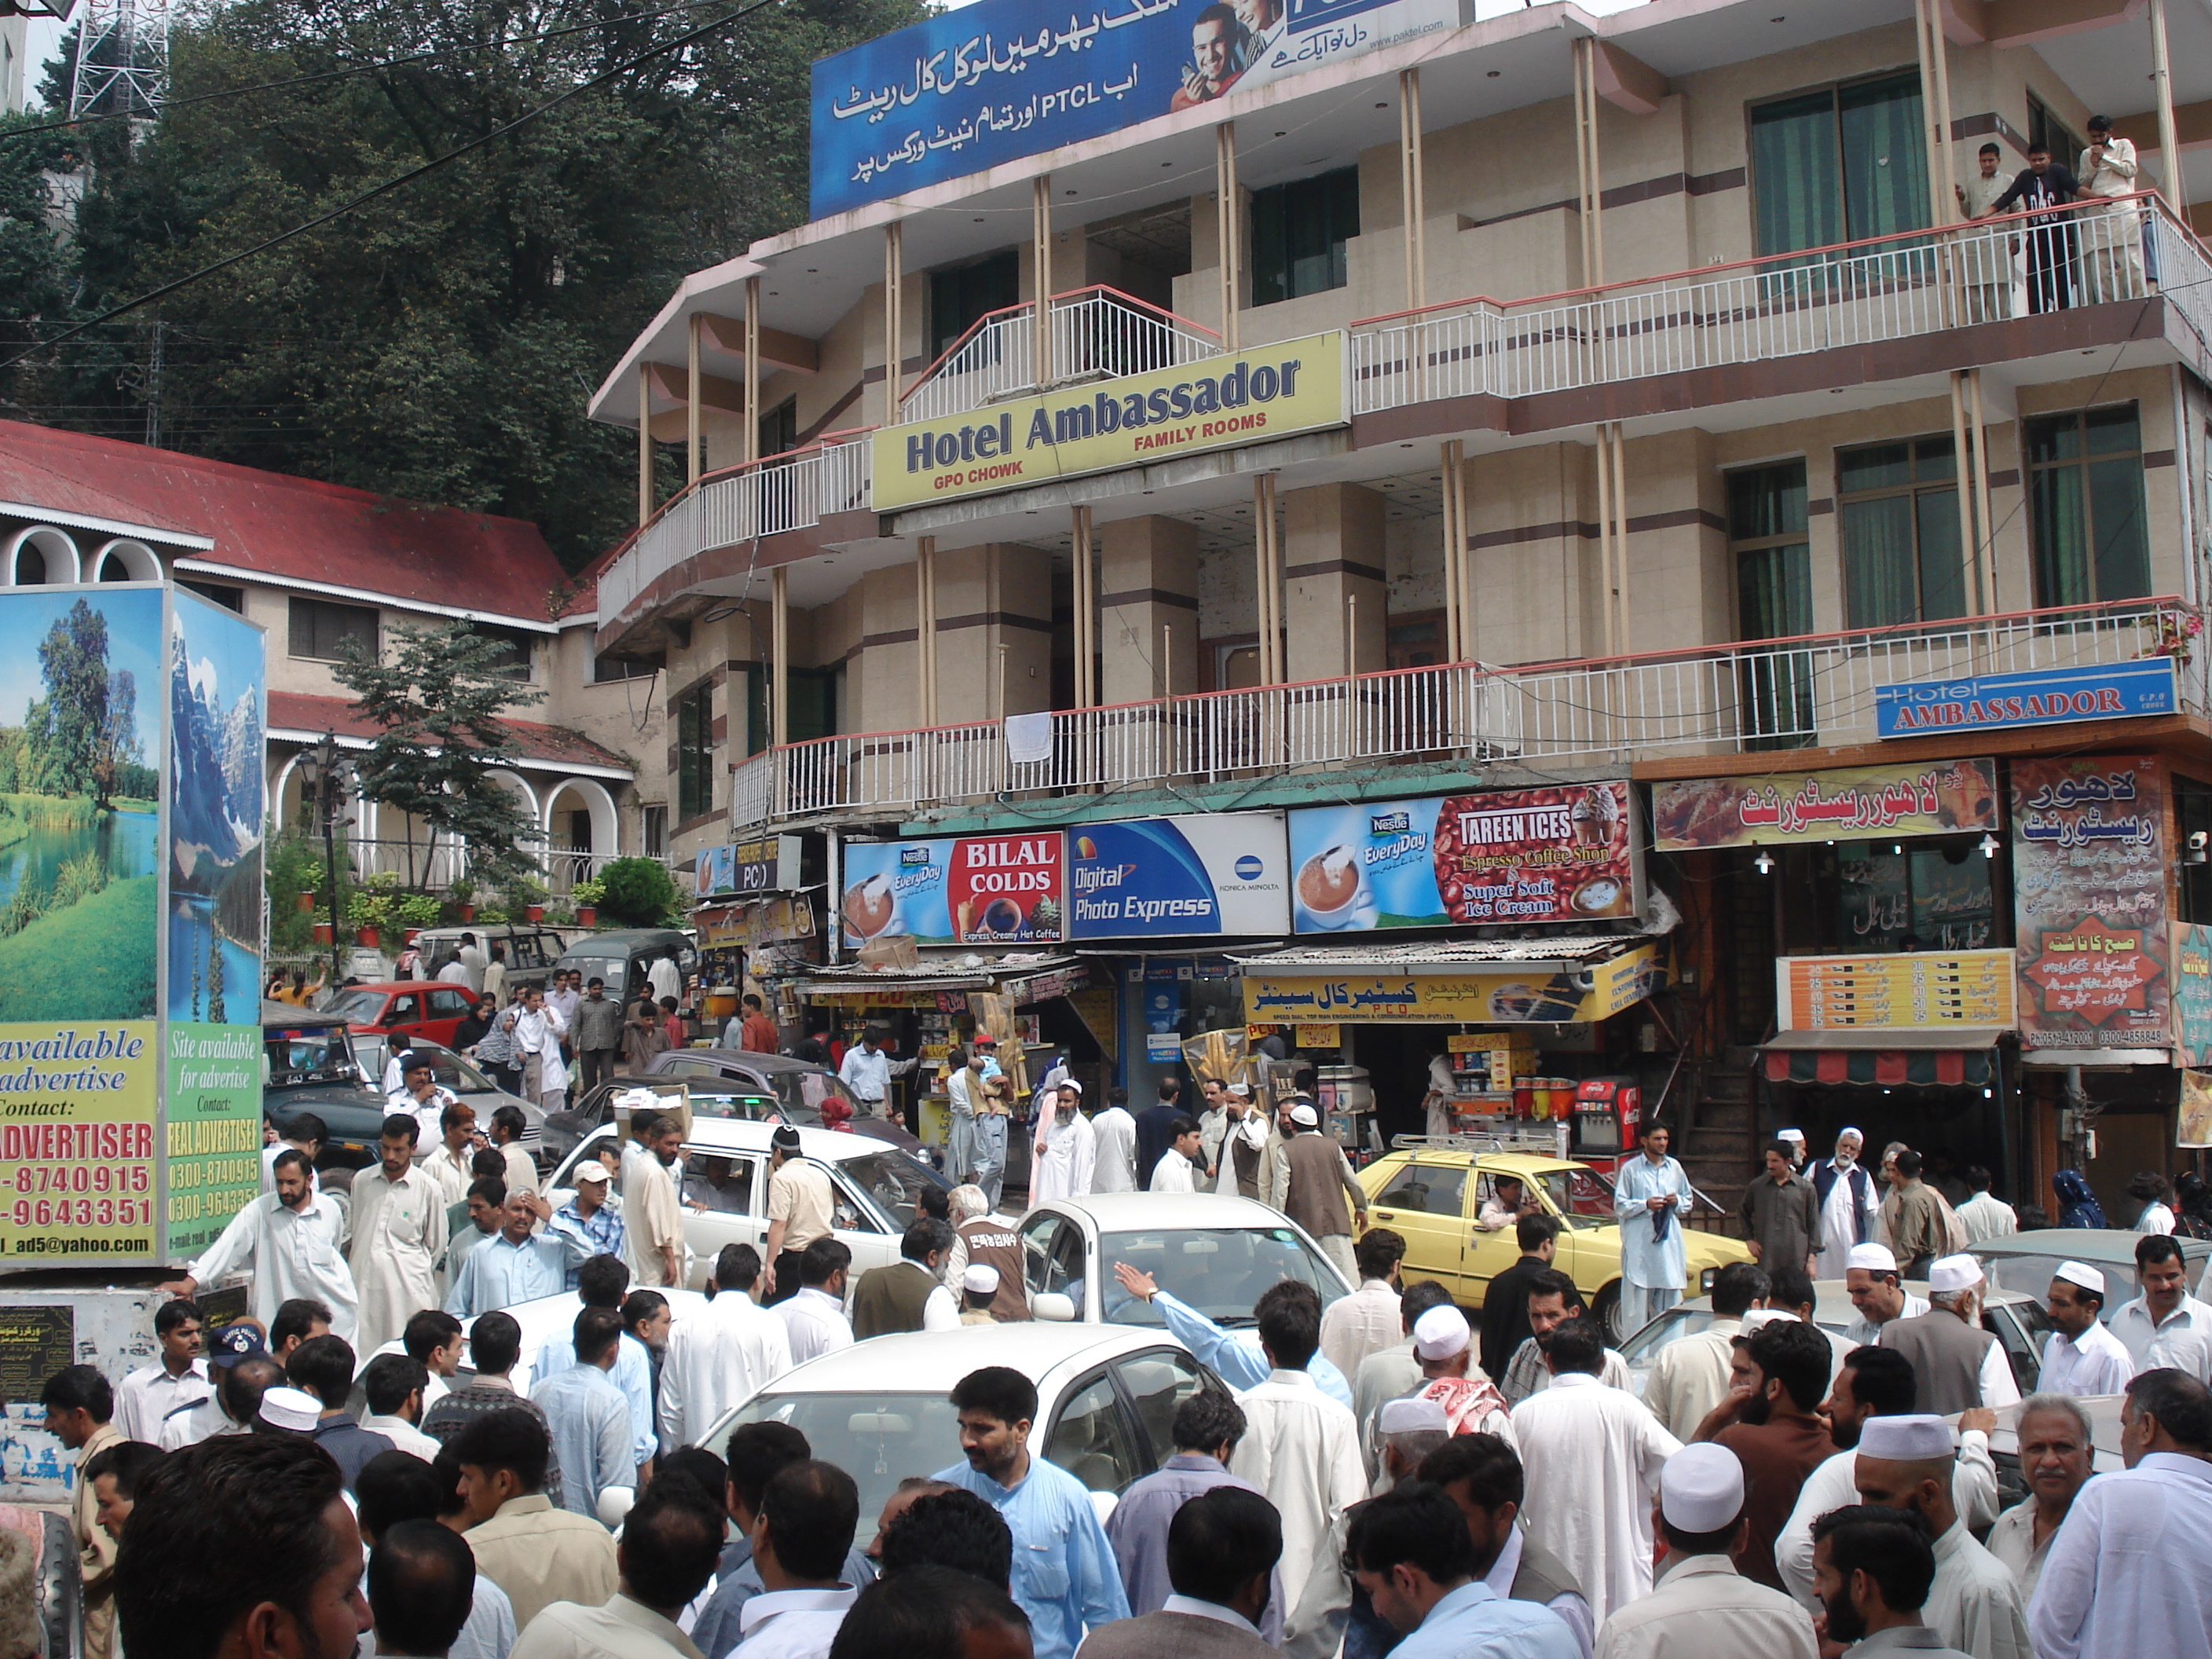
1356, 1144, 1754, 1340
702, 1324, 1224, 1537
328, 980, 478, 1049
1019, 1192, 1352, 1327
553, 928, 697, 1005
410, 925, 569, 991
1968, 1227, 2212, 1309
350, 1031, 547, 1170
1617, 1279, 2056, 1397
540, 1049, 924, 1163
545, 1118, 948, 1291
262, 999, 390, 1167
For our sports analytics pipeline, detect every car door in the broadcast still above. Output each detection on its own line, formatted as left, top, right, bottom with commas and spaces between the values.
424, 987, 474, 1048
677, 1147, 767, 1286
1041, 1367, 1147, 1496
1463, 1164, 1541, 1301
378, 992, 424, 1039
1368, 1157, 1472, 1302
1108, 1346, 1211, 1471
1021, 1212, 1090, 1316
822, 1162, 903, 1280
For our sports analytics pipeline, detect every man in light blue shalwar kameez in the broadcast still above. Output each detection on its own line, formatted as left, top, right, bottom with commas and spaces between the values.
1612, 1125, 1692, 1333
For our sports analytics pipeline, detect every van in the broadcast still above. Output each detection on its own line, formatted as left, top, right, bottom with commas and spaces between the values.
411, 925, 569, 991
554, 927, 698, 1005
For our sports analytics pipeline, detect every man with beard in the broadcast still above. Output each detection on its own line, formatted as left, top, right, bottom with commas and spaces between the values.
1692, 1317, 1835, 1589
1811, 1506, 1974, 1659
1774, 1349, 1997, 1608
1498, 1271, 1633, 1406
621, 1111, 686, 1289
1813, 1130, 1882, 1279
166, 1148, 360, 1342
1849, 1415, 2029, 1659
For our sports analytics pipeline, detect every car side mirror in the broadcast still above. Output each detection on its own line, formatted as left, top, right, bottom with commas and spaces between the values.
1031, 1292, 1076, 1323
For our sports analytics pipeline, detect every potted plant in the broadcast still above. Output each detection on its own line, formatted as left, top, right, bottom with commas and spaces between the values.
398, 894, 440, 942
449, 878, 477, 923
295, 888, 316, 914
505, 874, 549, 925
348, 888, 394, 950
572, 877, 605, 928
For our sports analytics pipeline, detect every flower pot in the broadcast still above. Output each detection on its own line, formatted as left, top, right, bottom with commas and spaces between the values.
576, 906, 597, 926
313, 922, 333, 945
458, 903, 475, 921
526, 904, 545, 923
404, 928, 422, 944
357, 925, 380, 949
295, 891, 315, 914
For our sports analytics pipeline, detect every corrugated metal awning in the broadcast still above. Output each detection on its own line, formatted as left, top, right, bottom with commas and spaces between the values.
1229, 932, 1650, 977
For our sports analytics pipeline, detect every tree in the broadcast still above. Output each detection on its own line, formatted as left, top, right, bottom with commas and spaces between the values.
35, 599, 113, 804
96, 667, 139, 805
595, 856, 679, 928
331, 619, 548, 884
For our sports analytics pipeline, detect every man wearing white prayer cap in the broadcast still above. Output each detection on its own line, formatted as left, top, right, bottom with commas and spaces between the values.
960, 1263, 1002, 1324
1376, 1396, 1452, 1486
1844, 1243, 1929, 1348
1591, 1443, 1817, 1659
1877, 1255, 2020, 1415
1404, 1306, 1513, 1444
1274, 1099, 1368, 1284
1814, 1130, 1882, 1278
255, 1385, 324, 1435
2037, 1262, 2133, 1397
1852, 1415, 2030, 1659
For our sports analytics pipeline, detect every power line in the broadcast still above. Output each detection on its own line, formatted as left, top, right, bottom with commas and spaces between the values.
0, 0, 782, 374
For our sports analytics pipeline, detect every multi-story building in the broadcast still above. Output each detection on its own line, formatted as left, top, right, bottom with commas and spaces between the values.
586, 0, 2212, 1218
0, 419, 655, 894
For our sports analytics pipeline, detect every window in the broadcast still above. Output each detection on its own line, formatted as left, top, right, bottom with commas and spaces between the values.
288, 597, 378, 661
1830, 839, 1998, 951
1111, 1350, 1206, 1467
643, 805, 667, 858
744, 668, 838, 756
1378, 1162, 1467, 1216
1251, 167, 1359, 306
2028, 96, 2085, 178
472, 624, 535, 681
179, 580, 244, 613
1751, 72, 1928, 255
1044, 1372, 1144, 1494
1022, 1214, 1084, 1299
2027, 405, 2150, 607
758, 397, 798, 462
675, 684, 714, 821
1728, 462, 1815, 746
2181, 778, 2212, 924
594, 652, 664, 684
928, 249, 1019, 360
428, 989, 474, 1018
1837, 435, 1967, 627
681, 1152, 755, 1214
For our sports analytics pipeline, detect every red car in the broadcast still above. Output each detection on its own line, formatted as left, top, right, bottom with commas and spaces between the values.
330, 981, 479, 1050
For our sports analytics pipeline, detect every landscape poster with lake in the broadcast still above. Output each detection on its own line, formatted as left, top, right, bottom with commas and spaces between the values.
2011, 756, 2169, 1053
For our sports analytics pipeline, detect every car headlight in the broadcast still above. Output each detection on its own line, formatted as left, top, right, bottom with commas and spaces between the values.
1699, 1268, 1717, 1294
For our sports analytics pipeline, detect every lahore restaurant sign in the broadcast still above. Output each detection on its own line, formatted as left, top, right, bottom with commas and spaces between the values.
1652, 759, 1999, 851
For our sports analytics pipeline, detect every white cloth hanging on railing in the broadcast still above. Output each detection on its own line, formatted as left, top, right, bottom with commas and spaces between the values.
1004, 712, 1053, 764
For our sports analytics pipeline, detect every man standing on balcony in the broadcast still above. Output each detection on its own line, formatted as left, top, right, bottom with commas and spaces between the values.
1956, 143, 2012, 321
1979, 145, 2079, 315
2078, 115, 2144, 302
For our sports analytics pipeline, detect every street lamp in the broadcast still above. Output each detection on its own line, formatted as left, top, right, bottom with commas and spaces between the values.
296, 731, 353, 987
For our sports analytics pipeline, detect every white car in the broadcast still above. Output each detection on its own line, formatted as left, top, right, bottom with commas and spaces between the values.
699, 1322, 1226, 1543
1016, 1192, 1353, 1326
460, 1287, 712, 1383
547, 1119, 947, 1291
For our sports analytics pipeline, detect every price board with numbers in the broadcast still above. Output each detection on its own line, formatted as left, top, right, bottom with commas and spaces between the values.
1777, 950, 2016, 1033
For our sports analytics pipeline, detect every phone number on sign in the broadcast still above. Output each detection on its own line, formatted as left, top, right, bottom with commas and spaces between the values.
9, 1164, 151, 1195
6, 1197, 152, 1229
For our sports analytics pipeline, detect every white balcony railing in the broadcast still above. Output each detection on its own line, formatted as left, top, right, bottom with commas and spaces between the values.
347, 839, 662, 894
1351, 193, 2207, 414
728, 598, 2208, 828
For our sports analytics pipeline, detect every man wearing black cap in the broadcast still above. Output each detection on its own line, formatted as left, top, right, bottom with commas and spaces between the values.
157, 1324, 273, 1449
764, 1126, 836, 1304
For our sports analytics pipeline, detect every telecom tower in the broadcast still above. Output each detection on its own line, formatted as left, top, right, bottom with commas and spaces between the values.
69, 0, 169, 119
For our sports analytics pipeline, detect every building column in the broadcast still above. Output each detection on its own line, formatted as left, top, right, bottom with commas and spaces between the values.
744, 275, 761, 465
932, 544, 1056, 723
884, 222, 905, 426
636, 364, 653, 526
1070, 507, 1096, 709
1281, 482, 1386, 681
1033, 174, 1053, 388
1098, 515, 1199, 705
2151, 0, 2186, 211
1215, 123, 1241, 350
686, 314, 702, 486
1399, 68, 1426, 314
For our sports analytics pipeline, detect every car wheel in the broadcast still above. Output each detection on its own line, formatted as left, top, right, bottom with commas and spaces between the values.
1592, 1281, 1626, 1344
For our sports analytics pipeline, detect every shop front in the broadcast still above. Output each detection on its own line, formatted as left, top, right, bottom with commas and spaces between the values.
691, 834, 817, 1031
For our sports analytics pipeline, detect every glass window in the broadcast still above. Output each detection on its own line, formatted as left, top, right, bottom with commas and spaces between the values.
643, 806, 668, 857
737, 1390, 961, 1548
1832, 839, 1997, 951
2027, 96, 2086, 180
1042, 1372, 1143, 1494
928, 249, 1020, 360
471, 625, 535, 681
179, 580, 244, 613
1728, 462, 1815, 748
288, 598, 378, 661
2027, 406, 2150, 607
1023, 1214, 1084, 1299
1533, 1166, 1617, 1226
1111, 1349, 1207, 1466
1838, 435, 1968, 626
1097, 1226, 1345, 1327
2181, 777, 2212, 925
1751, 73, 1928, 255
429, 989, 474, 1017
676, 684, 714, 820
833, 1150, 947, 1234
1251, 167, 1360, 307
759, 397, 799, 462
594, 652, 663, 684
682, 1152, 756, 1214
1377, 1162, 1467, 1217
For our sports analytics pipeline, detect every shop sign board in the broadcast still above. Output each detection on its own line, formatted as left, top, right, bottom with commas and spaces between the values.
1875, 660, 2176, 738
2012, 756, 2169, 1053
1653, 759, 1999, 851
2173, 923, 2212, 1067
1066, 811, 1288, 938
812, 0, 1458, 218
1775, 950, 2016, 1033
695, 895, 817, 950
840, 832, 1064, 947
1243, 943, 1661, 1024
873, 335, 1346, 512
697, 836, 803, 899
1287, 783, 1639, 932
2181, 1068, 2212, 1148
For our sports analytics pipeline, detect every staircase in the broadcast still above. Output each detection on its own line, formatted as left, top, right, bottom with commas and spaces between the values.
1680, 1054, 1759, 1236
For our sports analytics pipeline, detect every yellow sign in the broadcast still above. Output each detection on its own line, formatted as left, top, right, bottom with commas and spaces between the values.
1245, 945, 1661, 1025
1295, 1024, 1342, 1049
873, 334, 1349, 511
1776, 950, 2016, 1032
0, 1022, 159, 1258
1068, 988, 1118, 1062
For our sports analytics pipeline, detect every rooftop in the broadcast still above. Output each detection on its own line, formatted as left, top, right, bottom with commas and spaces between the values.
267, 690, 632, 776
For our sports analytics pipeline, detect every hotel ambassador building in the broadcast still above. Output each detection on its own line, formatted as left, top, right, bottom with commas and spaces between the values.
584, 0, 2212, 1216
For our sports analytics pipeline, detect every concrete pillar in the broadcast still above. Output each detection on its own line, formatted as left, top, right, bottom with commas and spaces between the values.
933, 544, 1054, 723
1098, 515, 1200, 705
848, 565, 919, 737
1463, 443, 1602, 668
1282, 482, 1387, 681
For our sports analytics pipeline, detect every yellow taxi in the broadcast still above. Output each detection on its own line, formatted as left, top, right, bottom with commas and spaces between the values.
1355, 1144, 1752, 1341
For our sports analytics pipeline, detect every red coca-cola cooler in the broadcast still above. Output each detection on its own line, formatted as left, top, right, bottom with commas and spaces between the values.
1573, 1077, 1641, 1168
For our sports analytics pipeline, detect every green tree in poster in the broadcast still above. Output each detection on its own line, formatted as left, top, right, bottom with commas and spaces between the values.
33, 599, 113, 804
97, 668, 140, 808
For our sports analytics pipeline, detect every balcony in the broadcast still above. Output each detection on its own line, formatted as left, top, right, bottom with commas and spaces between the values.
727, 598, 2210, 830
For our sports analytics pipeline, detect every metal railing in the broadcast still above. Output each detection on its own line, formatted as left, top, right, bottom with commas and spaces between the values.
898, 286, 1221, 426
727, 597, 2207, 827
349, 838, 659, 893
1350, 193, 2199, 414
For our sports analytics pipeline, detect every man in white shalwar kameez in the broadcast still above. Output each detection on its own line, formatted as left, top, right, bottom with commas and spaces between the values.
1027, 1082, 1095, 1208
1612, 1126, 1693, 1332
1851, 1414, 2031, 1659
166, 1148, 360, 1342
1814, 1130, 1883, 1279
347, 1115, 451, 1358
1512, 1317, 1683, 1625
656, 1243, 791, 1451
1090, 1093, 1139, 1194
511, 985, 569, 1113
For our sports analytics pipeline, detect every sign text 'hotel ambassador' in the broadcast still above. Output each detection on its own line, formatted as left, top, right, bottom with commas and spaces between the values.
873, 332, 1349, 511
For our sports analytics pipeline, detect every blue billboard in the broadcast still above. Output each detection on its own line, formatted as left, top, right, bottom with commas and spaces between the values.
1875, 659, 2177, 738
811, 0, 1459, 218
1066, 811, 1287, 939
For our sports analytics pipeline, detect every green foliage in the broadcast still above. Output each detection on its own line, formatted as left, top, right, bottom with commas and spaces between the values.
32, 599, 129, 806
264, 830, 326, 954
595, 856, 679, 928
398, 893, 441, 929
0, 875, 157, 1018
475, 904, 510, 925
7, 0, 928, 570
571, 877, 606, 907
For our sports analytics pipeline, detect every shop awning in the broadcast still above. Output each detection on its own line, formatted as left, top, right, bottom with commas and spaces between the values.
1230, 935, 1666, 1025
789, 952, 1082, 1002
1761, 1027, 2002, 1086
1228, 934, 1654, 976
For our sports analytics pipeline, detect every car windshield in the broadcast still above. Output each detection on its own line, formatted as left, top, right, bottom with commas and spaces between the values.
833, 1149, 948, 1230
762, 1068, 862, 1116
266, 1027, 356, 1085
689, 1088, 820, 1126
325, 990, 390, 1024
1616, 1306, 1715, 1389
1533, 1166, 1618, 1229
566, 957, 627, 991
738, 1391, 961, 1547
1101, 1227, 1346, 1328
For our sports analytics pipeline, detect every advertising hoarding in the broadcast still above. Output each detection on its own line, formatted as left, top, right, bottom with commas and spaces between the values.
1287, 783, 1638, 932
840, 831, 1065, 947
1775, 950, 2016, 1033
1066, 811, 1287, 939
697, 835, 803, 898
812, 0, 1460, 218
1876, 659, 2176, 738
1243, 942, 1661, 1024
2174, 922, 2212, 1068
1652, 759, 1999, 851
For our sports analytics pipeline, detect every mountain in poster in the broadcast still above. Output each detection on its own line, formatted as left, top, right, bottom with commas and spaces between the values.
169, 610, 262, 897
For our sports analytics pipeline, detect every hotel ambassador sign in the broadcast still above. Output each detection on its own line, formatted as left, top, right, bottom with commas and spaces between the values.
873, 333, 1350, 511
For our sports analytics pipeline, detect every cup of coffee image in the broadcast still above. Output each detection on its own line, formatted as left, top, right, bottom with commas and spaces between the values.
983, 896, 1024, 934
842, 873, 895, 940
1297, 844, 1365, 928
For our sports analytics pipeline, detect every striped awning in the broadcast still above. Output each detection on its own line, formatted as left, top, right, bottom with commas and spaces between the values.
1762, 1046, 1994, 1086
